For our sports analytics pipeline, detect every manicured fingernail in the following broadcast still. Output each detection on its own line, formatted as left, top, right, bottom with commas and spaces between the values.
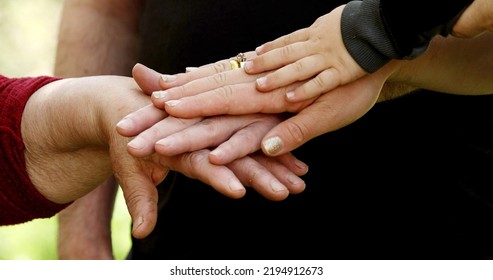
155, 138, 170, 149
116, 118, 132, 131
161, 74, 176, 82
286, 91, 295, 101
153, 90, 168, 99
243, 61, 253, 72
262, 136, 283, 155
270, 179, 287, 192
209, 149, 223, 159
256, 77, 266, 88
165, 100, 181, 107
128, 138, 145, 150
229, 179, 244, 192
185, 67, 199, 72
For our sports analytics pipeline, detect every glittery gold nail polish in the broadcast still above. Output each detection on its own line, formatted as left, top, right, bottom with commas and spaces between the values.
263, 136, 283, 155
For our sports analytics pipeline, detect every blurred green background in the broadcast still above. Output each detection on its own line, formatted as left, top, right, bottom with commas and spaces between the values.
0, 0, 132, 259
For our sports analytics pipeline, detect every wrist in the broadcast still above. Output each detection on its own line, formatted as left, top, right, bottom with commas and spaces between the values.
22, 78, 113, 203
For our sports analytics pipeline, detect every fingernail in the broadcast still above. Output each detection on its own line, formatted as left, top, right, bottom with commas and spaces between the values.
185, 67, 199, 72
295, 160, 308, 172
256, 77, 267, 88
270, 179, 287, 192
262, 136, 283, 155
255, 45, 264, 53
116, 118, 132, 131
287, 174, 305, 187
155, 138, 170, 149
165, 100, 181, 107
209, 149, 223, 159
161, 74, 176, 82
128, 137, 145, 150
243, 61, 253, 72
153, 90, 168, 99
286, 91, 295, 101
133, 216, 144, 231
229, 179, 244, 192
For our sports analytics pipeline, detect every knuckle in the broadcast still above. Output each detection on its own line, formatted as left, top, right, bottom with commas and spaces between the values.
208, 72, 228, 86
234, 130, 259, 150
281, 44, 296, 59
123, 187, 149, 211
312, 74, 327, 89
284, 120, 309, 146
212, 61, 228, 74
247, 165, 262, 186
293, 60, 305, 73
213, 85, 235, 113
184, 151, 207, 174
281, 34, 291, 46
196, 117, 222, 135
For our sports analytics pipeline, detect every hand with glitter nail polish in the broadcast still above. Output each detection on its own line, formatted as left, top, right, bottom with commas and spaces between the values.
127, 32, 493, 159
55, 0, 493, 261
118, 63, 309, 201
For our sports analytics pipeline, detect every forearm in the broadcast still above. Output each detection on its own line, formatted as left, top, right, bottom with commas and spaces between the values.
0, 76, 68, 225
54, 0, 143, 258
381, 33, 493, 96
453, 0, 493, 38
58, 176, 117, 259
55, 0, 143, 77
22, 78, 112, 204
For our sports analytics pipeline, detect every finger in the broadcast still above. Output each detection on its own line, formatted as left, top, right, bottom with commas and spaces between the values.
155, 115, 264, 158
152, 65, 261, 108
246, 41, 305, 75
286, 67, 342, 102
114, 159, 168, 239
120, 177, 159, 239
132, 63, 165, 95
127, 116, 202, 157
255, 28, 309, 55
154, 115, 243, 156
261, 76, 379, 156
272, 152, 309, 177
116, 104, 168, 137
208, 115, 280, 165
163, 83, 310, 118
227, 155, 290, 201
157, 51, 258, 90
163, 149, 247, 199
249, 153, 307, 195
256, 54, 327, 92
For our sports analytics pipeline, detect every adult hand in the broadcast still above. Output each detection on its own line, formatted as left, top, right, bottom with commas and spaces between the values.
129, 60, 384, 156
120, 65, 309, 200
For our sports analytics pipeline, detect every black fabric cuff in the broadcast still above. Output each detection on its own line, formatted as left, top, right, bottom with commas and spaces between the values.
341, 0, 399, 73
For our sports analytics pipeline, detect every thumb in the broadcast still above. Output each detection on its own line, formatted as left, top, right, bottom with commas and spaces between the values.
119, 174, 159, 239
114, 158, 166, 239
261, 77, 379, 156
132, 63, 163, 95
261, 109, 326, 156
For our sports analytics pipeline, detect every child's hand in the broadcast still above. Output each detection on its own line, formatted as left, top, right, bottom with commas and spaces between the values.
244, 5, 366, 102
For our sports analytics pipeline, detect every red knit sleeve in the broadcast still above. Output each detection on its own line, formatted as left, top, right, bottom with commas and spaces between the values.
0, 75, 71, 226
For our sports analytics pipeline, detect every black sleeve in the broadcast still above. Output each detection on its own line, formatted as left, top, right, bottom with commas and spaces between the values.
380, 0, 474, 58
341, 0, 473, 73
